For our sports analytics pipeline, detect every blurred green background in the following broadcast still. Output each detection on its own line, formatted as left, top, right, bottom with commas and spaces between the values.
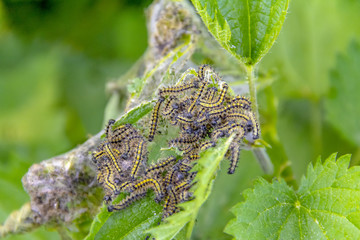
1, 0, 360, 239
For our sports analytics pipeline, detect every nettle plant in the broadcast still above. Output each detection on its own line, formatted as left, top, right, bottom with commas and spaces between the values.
84, 1, 360, 239
3, 0, 360, 240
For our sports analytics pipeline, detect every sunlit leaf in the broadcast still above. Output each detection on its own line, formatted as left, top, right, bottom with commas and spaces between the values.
84, 195, 162, 240
225, 153, 360, 240
191, 0, 289, 65
113, 101, 154, 127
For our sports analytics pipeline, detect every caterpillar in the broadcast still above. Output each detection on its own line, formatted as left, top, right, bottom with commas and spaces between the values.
175, 179, 194, 193
228, 144, 241, 174
226, 112, 250, 123
105, 119, 116, 138
175, 115, 194, 125
162, 187, 179, 219
100, 164, 118, 195
118, 181, 133, 192
104, 143, 122, 175
162, 96, 178, 116
199, 140, 216, 151
187, 82, 208, 114
248, 111, 260, 140
231, 96, 252, 110
133, 178, 164, 202
159, 83, 199, 97
169, 135, 198, 146
199, 82, 228, 108
109, 126, 137, 145
130, 139, 146, 179
198, 64, 214, 82
107, 191, 147, 212
145, 156, 177, 176
148, 97, 164, 142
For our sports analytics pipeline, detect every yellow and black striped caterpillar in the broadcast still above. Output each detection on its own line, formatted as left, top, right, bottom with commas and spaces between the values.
93, 65, 260, 220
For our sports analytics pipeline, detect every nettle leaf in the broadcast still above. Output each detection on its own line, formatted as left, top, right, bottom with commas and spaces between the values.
191, 0, 289, 65
325, 41, 360, 146
114, 101, 154, 127
225, 153, 360, 240
85, 194, 162, 240
147, 136, 235, 239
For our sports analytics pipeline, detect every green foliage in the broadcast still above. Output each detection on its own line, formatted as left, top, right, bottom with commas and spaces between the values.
147, 136, 234, 239
225, 153, 360, 240
259, 0, 360, 183
2, 0, 360, 239
87, 125, 234, 240
85, 195, 162, 240
192, 151, 263, 240
191, 0, 289, 65
325, 41, 360, 146
86, 101, 161, 240
113, 101, 154, 127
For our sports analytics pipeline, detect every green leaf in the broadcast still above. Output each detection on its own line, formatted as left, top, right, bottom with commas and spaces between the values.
192, 151, 263, 240
147, 136, 235, 239
325, 41, 360, 146
113, 101, 154, 127
225, 153, 360, 240
85, 194, 162, 240
191, 0, 289, 65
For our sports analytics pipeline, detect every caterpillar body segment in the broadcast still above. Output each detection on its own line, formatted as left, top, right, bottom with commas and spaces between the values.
175, 180, 194, 193
92, 149, 106, 163
169, 135, 198, 146
100, 164, 118, 194
176, 115, 194, 125
163, 96, 178, 116
109, 127, 137, 145
247, 111, 260, 140
177, 160, 193, 172
145, 156, 177, 176
199, 82, 228, 108
133, 178, 164, 202
231, 96, 252, 110
107, 191, 147, 212
118, 181, 133, 192
204, 86, 218, 102
187, 82, 208, 114
130, 139, 146, 179
228, 144, 241, 174
210, 121, 233, 139
184, 154, 199, 162
181, 144, 195, 156
162, 187, 179, 219
226, 112, 250, 123
199, 140, 216, 151
105, 119, 116, 138
178, 190, 194, 203
228, 122, 245, 136
148, 98, 164, 142
198, 64, 215, 82
164, 167, 179, 190
159, 82, 199, 97
104, 143, 122, 175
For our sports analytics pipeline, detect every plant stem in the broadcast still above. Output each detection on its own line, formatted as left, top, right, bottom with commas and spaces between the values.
253, 148, 274, 174
246, 64, 274, 175
247, 65, 258, 119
